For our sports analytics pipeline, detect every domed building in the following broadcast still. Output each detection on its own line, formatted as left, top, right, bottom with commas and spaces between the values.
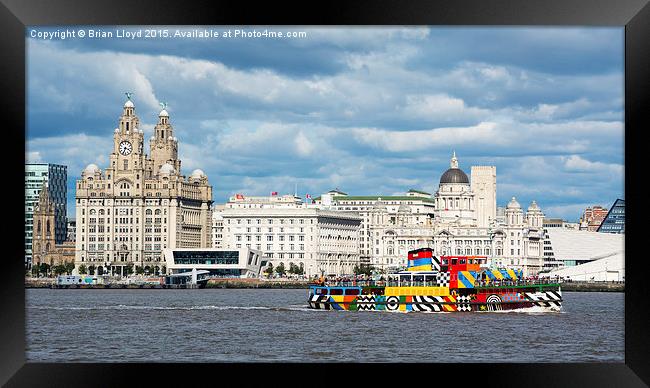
433, 152, 476, 226
74, 95, 213, 277
314, 151, 547, 276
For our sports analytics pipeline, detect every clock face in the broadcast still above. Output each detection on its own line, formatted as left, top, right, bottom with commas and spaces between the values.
119, 141, 133, 156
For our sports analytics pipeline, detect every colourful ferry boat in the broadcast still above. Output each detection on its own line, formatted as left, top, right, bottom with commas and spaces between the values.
308, 248, 562, 313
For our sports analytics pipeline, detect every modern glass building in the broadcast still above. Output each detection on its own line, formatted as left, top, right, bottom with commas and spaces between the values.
25, 163, 68, 268
163, 247, 263, 278
597, 199, 625, 234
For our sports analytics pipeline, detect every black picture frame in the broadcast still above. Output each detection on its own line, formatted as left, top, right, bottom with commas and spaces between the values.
1, 0, 647, 386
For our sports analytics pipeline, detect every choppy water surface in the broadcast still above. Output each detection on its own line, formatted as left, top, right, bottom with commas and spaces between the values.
26, 289, 623, 362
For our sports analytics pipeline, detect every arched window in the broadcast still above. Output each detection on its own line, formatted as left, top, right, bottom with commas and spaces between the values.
46, 220, 51, 234
90, 209, 96, 215
465, 247, 472, 254
155, 209, 161, 215
37, 220, 41, 233
146, 209, 152, 215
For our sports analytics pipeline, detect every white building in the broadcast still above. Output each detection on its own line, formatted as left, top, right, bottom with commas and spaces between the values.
542, 228, 624, 269
545, 252, 624, 282
315, 189, 437, 269
217, 195, 361, 277
211, 204, 225, 248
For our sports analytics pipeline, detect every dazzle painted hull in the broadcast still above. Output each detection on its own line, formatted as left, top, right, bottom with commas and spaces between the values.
307, 286, 562, 313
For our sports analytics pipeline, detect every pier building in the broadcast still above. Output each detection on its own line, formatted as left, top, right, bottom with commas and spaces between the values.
163, 247, 263, 278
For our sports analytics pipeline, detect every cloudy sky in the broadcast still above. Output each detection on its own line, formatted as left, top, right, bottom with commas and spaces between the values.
26, 26, 624, 221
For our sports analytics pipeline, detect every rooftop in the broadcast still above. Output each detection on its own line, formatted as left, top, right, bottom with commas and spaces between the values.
407, 189, 432, 195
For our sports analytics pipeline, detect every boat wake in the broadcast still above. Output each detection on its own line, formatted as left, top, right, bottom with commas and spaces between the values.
29, 304, 321, 312
479, 305, 563, 314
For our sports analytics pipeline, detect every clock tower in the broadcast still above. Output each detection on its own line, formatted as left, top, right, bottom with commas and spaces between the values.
149, 102, 180, 177
107, 93, 146, 192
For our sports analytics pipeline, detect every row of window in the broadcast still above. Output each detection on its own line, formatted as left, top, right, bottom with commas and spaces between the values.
230, 218, 310, 225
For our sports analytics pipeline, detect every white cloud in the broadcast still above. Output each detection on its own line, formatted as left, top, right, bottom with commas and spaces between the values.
564, 155, 624, 174
350, 122, 502, 152
27, 133, 113, 177
294, 131, 314, 157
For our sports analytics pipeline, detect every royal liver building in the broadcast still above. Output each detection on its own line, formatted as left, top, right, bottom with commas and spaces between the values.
75, 95, 213, 276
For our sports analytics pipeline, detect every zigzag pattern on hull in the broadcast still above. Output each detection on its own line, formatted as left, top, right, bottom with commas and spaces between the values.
356, 295, 376, 311
411, 295, 443, 312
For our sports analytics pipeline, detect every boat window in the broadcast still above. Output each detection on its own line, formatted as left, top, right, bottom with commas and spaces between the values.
315, 288, 328, 295
329, 288, 343, 295
468, 259, 474, 264
460, 258, 466, 264
345, 288, 360, 295
442, 259, 449, 264
451, 259, 458, 265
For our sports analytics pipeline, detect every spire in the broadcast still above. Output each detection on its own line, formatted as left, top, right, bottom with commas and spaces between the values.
450, 150, 459, 169
36, 180, 51, 212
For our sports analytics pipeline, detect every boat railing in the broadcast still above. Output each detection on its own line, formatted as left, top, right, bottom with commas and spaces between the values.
310, 278, 560, 288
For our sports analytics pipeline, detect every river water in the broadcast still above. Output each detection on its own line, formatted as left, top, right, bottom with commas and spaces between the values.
26, 289, 623, 362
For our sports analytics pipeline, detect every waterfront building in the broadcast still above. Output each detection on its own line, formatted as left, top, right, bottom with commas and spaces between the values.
74, 96, 213, 277
597, 199, 625, 234
315, 189, 437, 268
211, 204, 225, 248
31, 182, 76, 268
25, 163, 67, 269
545, 252, 624, 282
541, 218, 579, 271
163, 247, 263, 278
219, 194, 361, 276
313, 153, 546, 276
579, 205, 609, 231
543, 228, 624, 280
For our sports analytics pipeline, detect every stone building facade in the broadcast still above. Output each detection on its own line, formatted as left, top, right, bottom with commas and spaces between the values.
74, 96, 213, 276
31, 182, 75, 268
216, 194, 361, 276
